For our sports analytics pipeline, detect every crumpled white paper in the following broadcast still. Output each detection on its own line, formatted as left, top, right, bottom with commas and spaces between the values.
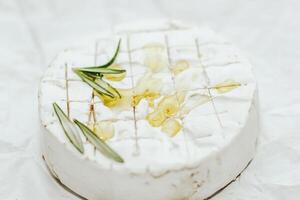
1, 0, 299, 199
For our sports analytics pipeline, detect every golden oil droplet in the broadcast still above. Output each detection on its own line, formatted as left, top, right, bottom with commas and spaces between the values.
171, 60, 189, 75
144, 90, 160, 108
146, 110, 166, 127
143, 43, 167, 73
135, 74, 162, 94
94, 90, 120, 107
161, 118, 182, 137
213, 80, 241, 93
113, 89, 133, 110
180, 94, 210, 117
104, 64, 126, 81
131, 75, 162, 107
144, 55, 167, 73
94, 121, 115, 141
131, 94, 143, 107
95, 89, 133, 111
157, 95, 180, 117
131, 92, 160, 108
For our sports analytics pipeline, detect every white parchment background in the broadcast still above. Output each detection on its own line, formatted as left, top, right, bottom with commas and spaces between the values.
0, 0, 299, 199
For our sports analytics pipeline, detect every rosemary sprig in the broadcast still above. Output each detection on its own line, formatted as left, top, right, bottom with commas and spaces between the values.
75, 39, 122, 79
74, 67, 126, 75
73, 39, 124, 99
73, 69, 115, 98
74, 119, 124, 163
53, 103, 84, 153
95, 78, 121, 98
73, 67, 125, 80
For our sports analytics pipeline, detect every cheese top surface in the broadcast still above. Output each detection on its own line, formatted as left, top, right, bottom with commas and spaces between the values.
39, 21, 256, 175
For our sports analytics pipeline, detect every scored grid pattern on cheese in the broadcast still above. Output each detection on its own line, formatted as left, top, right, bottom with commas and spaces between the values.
41, 25, 255, 161
38, 23, 259, 200
164, 34, 191, 157
68, 33, 238, 125
194, 38, 223, 128
125, 34, 139, 153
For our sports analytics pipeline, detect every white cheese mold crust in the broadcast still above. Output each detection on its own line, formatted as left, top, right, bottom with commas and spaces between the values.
39, 20, 259, 200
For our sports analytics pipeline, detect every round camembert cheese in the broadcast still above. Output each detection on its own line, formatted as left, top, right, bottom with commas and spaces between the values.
39, 20, 259, 200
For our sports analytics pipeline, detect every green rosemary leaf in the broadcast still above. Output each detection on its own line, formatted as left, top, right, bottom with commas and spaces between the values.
95, 78, 121, 98
73, 69, 115, 98
84, 39, 121, 70
81, 71, 103, 79
53, 103, 84, 154
75, 68, 126, 77
74, 119, 124, 163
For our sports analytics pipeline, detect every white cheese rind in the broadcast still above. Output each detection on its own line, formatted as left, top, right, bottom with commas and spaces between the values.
39, 20, 259, 200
